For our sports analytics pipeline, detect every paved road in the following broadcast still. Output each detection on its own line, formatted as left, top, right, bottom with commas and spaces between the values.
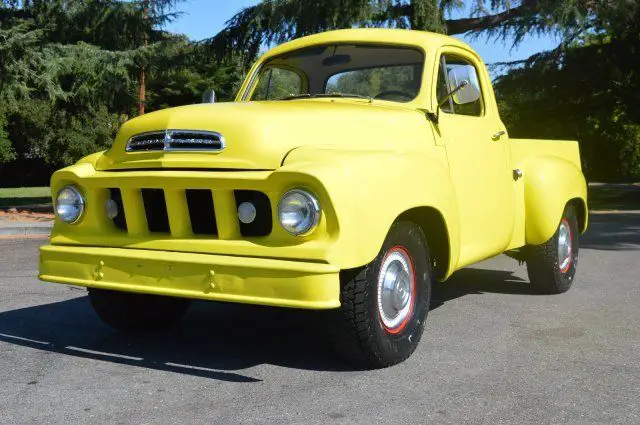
1, 212, 639, 424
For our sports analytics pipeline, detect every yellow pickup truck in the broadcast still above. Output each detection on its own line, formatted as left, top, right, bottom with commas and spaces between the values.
40, 29, 588, 368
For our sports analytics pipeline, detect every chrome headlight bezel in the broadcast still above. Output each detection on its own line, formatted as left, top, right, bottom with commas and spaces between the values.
278, 188, 321, 236
55, 185, 85, 224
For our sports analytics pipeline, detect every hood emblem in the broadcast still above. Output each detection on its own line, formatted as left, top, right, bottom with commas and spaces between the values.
126, 129, 226, 153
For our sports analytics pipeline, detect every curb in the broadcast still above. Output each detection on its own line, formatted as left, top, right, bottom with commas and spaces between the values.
0, 223, 53, 237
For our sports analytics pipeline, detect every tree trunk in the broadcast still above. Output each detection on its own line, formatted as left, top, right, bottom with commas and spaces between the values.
138, 65, 146, 115
137, 1, 150, 116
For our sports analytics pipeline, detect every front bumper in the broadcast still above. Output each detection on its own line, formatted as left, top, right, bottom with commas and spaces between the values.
39, 245, 341, 309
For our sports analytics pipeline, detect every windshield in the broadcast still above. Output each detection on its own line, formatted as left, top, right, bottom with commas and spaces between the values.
249, 44, 424, 103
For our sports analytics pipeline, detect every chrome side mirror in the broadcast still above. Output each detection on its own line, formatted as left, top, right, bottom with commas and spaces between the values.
202, 89, 216, 104
447, 66, 481, 105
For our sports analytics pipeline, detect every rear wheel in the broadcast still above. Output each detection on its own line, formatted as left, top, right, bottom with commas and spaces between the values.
526, 205, 580, 294
329, 221, 432, 369
88, 288, 190, 332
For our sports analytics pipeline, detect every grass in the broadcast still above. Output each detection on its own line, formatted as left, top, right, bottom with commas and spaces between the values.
0, 187, 51, 208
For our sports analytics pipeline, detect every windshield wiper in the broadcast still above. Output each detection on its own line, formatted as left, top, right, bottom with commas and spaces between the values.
316, 92, 372, 101
278, 93, 372, 102
278, 93, 313, 101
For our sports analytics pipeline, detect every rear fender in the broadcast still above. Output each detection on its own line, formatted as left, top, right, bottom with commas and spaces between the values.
522, 156, 588, 245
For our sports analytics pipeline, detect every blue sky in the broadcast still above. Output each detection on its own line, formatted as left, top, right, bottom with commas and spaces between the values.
166, 0, 559, 66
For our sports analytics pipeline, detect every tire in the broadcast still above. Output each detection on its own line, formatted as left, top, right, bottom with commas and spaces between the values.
88, 288, 190, 332
526, 205, 580, 294
329, 221, 432, 369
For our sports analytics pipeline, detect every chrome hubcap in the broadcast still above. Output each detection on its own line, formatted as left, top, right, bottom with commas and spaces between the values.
558, 220, 573, 272
377, 248, 415, 331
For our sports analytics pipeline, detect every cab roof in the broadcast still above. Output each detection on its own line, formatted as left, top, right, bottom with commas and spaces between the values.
261, 28, 477, 61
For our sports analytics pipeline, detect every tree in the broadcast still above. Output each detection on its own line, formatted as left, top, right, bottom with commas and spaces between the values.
131, 0, 185, 115
207, 0, 629, 60
495, 34, 640, 180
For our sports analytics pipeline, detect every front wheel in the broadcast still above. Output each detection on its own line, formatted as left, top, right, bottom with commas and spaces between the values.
88, 288, 190, 332
526, 205, 580, 294
329, 221, 432, 369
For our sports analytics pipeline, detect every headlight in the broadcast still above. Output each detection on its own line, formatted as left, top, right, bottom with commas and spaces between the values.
278, 189, 321, 236
55, 185, 85, 224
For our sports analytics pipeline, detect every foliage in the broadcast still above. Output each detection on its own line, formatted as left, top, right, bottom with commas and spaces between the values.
495, 39, 640, 180
494, 2, 640, 180
146, 38, 244, 109
207, 0, 639, 61
0, 0, 243, 186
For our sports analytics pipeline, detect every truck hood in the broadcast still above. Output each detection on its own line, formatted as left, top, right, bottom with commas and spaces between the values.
96, 100, 424, 171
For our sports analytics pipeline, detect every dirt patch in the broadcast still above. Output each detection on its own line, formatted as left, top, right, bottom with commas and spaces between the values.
0, 209, 54, 223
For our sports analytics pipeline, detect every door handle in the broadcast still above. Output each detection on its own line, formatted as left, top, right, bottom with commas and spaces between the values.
492, 130, 506, 141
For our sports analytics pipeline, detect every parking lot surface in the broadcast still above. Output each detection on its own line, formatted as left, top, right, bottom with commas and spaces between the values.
1, 212, 639, 424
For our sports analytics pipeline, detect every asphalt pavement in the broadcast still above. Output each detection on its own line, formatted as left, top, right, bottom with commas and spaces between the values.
0, 211, 638, 424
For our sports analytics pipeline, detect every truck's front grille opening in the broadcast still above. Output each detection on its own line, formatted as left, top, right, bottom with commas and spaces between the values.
108, 188, 127, 231
234, 190, 273, 237
185, 189, 218, 235
141, 189, 170, 233
101, 187, 273, 239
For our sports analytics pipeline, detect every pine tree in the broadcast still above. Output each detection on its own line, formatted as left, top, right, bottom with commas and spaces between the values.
208, 0, 638, 60
0, 0, 241, 184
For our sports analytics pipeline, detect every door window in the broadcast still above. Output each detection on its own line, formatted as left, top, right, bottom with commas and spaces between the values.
436, 55, 484, 116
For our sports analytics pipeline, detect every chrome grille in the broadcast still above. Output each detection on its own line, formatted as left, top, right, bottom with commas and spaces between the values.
126, 132, 165, 151
126, 130, 226, 152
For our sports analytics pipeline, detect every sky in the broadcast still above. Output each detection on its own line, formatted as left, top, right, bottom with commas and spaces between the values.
166, 0, 560, 66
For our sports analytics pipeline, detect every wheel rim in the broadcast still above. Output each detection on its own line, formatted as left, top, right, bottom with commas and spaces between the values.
377, 246, 416, 334
558, 219, 573, 273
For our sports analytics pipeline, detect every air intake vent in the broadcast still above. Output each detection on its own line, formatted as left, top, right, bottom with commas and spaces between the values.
168, 131, 225, 151
185, 189, 218, 235
141, 189, 170, 233
126, 132, 165, 152
126, 130, 225, 152
108, 188, 127, 231
234, 190, 273, 237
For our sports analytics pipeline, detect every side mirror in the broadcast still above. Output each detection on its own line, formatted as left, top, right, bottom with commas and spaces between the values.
202, 89, 216, 104
447, 66, 481, 105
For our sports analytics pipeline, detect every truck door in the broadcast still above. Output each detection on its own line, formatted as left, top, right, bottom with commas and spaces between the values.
434, 51, 514, 268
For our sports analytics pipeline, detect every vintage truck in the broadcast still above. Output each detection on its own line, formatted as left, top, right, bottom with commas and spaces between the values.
40, 29, 588, 368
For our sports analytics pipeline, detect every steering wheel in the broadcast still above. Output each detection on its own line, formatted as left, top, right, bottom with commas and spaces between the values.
374, 90, 414, 101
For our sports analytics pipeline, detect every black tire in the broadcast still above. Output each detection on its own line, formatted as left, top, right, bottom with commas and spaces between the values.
88, 288, 190, 332
526, 205, 580, 294
329, 221, 432, 369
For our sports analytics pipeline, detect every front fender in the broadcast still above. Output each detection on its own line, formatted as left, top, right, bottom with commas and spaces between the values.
281, 146, 460, 274
522, 156, 588, 245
